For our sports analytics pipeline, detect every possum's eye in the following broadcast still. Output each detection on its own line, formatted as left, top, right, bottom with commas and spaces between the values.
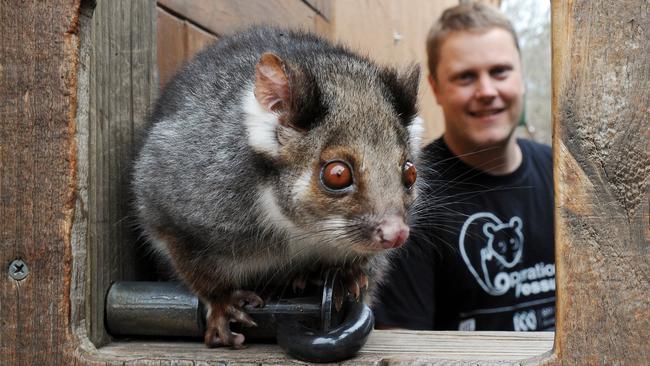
403, 161, 417, 189
321, 161, 353, 191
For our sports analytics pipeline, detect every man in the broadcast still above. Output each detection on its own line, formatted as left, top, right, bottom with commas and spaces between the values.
374, 3, 555, 331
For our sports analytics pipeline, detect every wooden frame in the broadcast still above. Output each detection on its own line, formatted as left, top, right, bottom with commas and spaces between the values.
1, 0, 647, 364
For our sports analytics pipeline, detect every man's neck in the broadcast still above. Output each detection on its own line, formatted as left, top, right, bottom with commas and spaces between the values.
443, 135, 522, 176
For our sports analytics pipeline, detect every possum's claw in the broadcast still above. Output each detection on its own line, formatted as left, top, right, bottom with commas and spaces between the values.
344, 266, 368, 301
233, 289, 264, 309
204, 290, 264, 349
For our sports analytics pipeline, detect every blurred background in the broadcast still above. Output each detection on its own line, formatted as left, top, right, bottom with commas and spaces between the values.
156, 0, 551, 146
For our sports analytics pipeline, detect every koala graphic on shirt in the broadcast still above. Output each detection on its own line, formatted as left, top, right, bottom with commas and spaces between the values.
459, 213, 524, 296
483, 217, 523, 267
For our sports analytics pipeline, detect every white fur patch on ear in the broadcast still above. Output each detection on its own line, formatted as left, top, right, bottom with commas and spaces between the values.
408, 116, 425, 156
243, 86, 281, 157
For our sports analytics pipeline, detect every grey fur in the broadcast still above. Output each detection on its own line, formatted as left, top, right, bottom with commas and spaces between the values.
133, 26, 421, 294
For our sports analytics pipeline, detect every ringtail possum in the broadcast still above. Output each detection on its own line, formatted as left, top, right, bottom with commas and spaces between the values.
132, 26, 422, 348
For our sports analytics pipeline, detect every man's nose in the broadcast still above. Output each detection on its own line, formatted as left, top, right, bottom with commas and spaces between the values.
475, 74, 498, 99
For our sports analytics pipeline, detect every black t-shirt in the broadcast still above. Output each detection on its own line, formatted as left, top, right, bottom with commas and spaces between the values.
374, 137, 555, 331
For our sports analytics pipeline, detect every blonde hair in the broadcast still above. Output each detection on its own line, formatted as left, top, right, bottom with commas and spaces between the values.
426, 2, 520, 78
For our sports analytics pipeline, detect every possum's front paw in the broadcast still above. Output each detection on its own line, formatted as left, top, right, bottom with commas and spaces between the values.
204, 290, 264, 349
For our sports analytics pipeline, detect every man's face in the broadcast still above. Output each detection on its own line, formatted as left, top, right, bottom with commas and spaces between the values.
430, 28, 524, 151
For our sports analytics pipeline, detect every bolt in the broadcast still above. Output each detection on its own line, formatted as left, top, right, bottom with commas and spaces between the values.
8, 259, 29, 281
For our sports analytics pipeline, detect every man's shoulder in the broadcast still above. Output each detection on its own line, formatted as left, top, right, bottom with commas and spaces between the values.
420, 137, 455, 166
517, 138, 552, 163
421, 137, 448, 156
517, 138, 551, 156
517, 138, 553, 184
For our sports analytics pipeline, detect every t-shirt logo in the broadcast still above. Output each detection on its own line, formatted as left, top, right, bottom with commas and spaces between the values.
459, 212, 524, 295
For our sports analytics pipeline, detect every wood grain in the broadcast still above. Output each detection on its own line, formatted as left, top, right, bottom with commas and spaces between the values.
185, 22, 216, 62
157, 6, 217, 88
0, 0, 80, 365
87, 0, 158, 346
551, 0, 650, 364
78, 331, 554, 364
156, 7, 188, 88
158, 0, 323, 37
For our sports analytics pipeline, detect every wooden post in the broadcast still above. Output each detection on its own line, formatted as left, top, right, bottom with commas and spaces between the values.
0, 1, 82, 365
550, 0, 649, 364
86, 0, 157, 346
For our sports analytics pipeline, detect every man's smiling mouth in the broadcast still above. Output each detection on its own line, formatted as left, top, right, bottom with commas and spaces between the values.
469, 108, 506, 117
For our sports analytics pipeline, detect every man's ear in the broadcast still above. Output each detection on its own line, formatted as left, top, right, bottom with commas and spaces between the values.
428, 74, 443, 106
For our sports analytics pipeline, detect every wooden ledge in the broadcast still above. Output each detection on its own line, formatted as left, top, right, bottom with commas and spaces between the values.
91, 331, 554, 364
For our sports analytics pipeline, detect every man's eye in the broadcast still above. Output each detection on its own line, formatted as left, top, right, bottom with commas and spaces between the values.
491, 67, 511, 79
455, 72, 475, 85
459, 72, 474, 80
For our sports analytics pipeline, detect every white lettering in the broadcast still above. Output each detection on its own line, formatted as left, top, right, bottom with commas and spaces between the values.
494, 272, 510, 293
459, 318, 476, 331
545, 264, 555, 277
510, 271, 520, 283
531, 281, 540, 294
513, 310, 538, 331
490, 263, 557, 298
540, 279, 549, 292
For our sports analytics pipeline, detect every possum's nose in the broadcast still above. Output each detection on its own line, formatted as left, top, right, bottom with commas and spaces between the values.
375, 216, 410, 249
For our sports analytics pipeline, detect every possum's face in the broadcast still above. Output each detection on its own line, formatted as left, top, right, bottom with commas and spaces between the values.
245, 52, 422, 259
280, 125, 420, 256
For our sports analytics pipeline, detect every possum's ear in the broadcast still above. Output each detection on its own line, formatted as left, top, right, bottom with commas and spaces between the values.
247, 52, 314, 155
255, 53, 291, 113
283, 62, 325, 132
254, 53, 325, 146
381, 64, 420, 125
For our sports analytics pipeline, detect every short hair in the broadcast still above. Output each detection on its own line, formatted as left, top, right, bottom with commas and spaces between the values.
426, 2, 520, 78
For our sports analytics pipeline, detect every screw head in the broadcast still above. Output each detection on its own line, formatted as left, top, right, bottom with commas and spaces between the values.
9, 259, 29, 281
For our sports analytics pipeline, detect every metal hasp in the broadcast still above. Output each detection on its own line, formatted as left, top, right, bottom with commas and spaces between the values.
277, 269, 375, 362
106, 281, 204, 337
105, 270, 374, 362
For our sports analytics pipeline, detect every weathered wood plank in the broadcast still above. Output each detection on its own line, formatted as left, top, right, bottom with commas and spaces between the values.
185, 22, 216, 62
304, 0, 332, 20
551, 0, 650, 364
71, 0, 94, 337
0, 0, 81, 365
157, 6, 217, 88
157, 0, 321, 36
156, 7, 187, 88
84, 331, 553, 364
88, 0, 158, 346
